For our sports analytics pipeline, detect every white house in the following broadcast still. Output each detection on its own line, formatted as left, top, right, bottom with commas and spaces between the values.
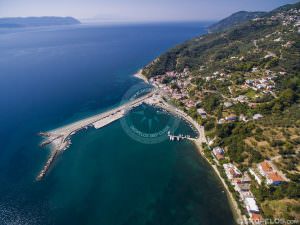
244, 197, 260, 214
197, 108, 207, 119
253, 114, 263, 120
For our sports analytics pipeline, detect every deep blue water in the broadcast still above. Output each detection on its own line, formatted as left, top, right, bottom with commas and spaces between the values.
0, 23, 235, 225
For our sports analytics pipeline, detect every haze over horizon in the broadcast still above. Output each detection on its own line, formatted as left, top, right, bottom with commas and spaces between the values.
0, 0, 298, 22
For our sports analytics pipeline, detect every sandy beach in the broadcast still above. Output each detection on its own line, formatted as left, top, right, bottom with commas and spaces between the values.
133, 69, 149, 83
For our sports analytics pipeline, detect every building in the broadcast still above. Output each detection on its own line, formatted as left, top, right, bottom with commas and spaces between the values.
266, 172, 285, 185
223, 163, 242, 180
257, 161, 285, 185
212, 147, 225, 160
225, 114, 238, 122
224, 102, 233, 108
197, 108, 207, 119
253, 114, 263, 120
218, 118, 225, 124
251, 213, 263, 224
244, 197, 260, 214
258, 161, 273, 177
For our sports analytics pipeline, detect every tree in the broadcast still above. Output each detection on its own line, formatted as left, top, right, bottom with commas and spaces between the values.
203, 94, 221, 113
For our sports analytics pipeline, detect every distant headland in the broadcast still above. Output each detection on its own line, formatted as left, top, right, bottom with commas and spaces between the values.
0, 16, 81, 28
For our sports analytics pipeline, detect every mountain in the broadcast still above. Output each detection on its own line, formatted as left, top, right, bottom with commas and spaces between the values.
0, 17, 80, 28
208, 11, 266, 33
142, 2, 300, 221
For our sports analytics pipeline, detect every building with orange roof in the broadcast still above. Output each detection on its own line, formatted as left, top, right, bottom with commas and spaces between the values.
257, 160, 285, 185
251, 213, 263, 224
258, 160, 273, 177
266, 172, 284, 185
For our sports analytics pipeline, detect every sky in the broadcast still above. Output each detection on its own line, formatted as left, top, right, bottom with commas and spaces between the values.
0, 0, 298, 22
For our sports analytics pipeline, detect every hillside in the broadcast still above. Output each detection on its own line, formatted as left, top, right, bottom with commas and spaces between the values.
142, 2, 300, 221
0, 17, 80, 28
208, 11, 266, 33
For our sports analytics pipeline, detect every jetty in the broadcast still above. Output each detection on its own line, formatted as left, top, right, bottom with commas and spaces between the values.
37, 91, 155, 180
168, 131, 191, 141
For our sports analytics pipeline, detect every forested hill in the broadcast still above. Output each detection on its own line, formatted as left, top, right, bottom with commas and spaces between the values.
208, 11, 266, 33
0, 17, 80, 28
142, 2, 300, 78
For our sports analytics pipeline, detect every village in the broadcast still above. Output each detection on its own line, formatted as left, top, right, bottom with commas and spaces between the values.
148, 67, 292, 224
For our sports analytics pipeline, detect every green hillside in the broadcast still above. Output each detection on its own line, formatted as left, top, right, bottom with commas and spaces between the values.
143, 2, 300, 221
208, 11, 266, 33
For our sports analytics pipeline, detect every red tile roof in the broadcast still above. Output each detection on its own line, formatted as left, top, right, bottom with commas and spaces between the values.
251, 213, 263, 223
260, 161, 273, 173
267, 172, 284, 182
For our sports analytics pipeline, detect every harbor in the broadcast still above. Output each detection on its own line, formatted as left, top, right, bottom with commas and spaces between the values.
37, 91, 154, 180
37, 89, 207, 180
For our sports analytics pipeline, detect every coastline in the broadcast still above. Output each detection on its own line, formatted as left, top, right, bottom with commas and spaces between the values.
133, 69, 149, 84
136, 70, 244, 224
160, 100, 244, 224
191, 139, 244, 224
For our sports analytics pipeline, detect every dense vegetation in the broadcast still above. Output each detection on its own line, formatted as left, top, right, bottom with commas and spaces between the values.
208, 11, 266, 33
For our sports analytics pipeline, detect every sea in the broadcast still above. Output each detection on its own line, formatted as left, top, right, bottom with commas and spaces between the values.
0, 22, 236, 225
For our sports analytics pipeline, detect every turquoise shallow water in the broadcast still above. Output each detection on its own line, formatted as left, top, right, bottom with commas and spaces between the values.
0, 23, 235, 225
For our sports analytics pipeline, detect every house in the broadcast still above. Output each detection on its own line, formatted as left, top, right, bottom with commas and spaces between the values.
244, 197, 260, 214
258, 161, 285, 185
258, 161, 273, 177
241, 173, 251, 183
236, 182, 251, 192
251, 213, 263, 224
218, 118, 225, 124
253, 114, 263, 120
266, 172, 285, 185
225, 114, 238, 122
197, 108, 207, 119
186, 100, 195, 109
235, 95, 248, 103
224, 102, 233, 108
223, 163, 242, 180
234, 173, 252, 194
212, 147, 225, 160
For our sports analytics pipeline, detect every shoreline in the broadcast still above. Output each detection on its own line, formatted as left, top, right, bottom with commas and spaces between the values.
158, 99, 244, 224
133, 69, 149, 84
191, 139, 244, 224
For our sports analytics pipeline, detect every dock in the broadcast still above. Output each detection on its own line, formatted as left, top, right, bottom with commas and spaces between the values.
168, 131, 191, 141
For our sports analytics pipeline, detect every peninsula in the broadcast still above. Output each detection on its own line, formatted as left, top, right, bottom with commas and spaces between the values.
0, 17, 80, 28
